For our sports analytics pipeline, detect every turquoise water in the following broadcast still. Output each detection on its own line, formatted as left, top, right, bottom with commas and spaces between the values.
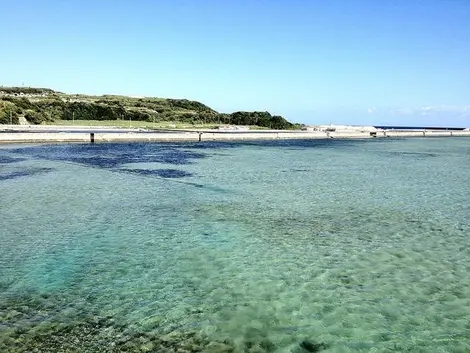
1, 138, 469, 352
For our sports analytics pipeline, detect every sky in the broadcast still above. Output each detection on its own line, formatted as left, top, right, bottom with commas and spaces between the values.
1, 0, 469, 126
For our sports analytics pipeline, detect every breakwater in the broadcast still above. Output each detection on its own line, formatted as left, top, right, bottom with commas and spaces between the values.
0, 128, 469, 144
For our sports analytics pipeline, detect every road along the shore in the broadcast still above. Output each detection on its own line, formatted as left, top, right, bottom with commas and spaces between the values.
1, 129, 469, 144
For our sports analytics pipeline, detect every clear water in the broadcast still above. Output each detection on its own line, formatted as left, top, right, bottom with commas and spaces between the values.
1, 138, 469, 352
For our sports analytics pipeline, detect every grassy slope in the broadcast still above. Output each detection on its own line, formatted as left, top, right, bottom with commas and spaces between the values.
48, 120, 270, 130
0, 87, 301, 130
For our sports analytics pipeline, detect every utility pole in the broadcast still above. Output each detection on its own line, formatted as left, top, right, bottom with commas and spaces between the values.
72, 111, 75, 124
10, 109, 12, 125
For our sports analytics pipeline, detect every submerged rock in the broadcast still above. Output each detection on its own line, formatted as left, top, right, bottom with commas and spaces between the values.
298, 339, 328, 352
1, 295, 287, 353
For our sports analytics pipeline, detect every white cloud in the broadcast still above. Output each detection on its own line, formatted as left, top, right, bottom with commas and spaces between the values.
420, 105, 470, 116
367, 107, 377, 114
394, 106, 470, 117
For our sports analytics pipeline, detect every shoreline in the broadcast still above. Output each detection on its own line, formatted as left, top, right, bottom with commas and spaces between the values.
1, 125, 470, 144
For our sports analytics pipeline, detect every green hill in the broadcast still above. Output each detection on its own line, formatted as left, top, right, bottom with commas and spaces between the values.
0, 87, 301, 129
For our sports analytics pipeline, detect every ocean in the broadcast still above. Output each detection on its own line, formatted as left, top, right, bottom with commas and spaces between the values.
1, 138, 469, 352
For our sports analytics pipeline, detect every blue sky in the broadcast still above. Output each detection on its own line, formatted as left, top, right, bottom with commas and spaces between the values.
1, 0, 469, 126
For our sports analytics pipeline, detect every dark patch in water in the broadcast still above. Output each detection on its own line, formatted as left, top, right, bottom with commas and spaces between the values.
388, 151, 437, 158
300, 339, 329, 352
8, 139, 373, 186
8, 138, 375, 174
10, 143, 208, 169
9, 139, 367, 169
0, 167, 54, 181
282, 169, 310, 173
122, 168, 193, 178
0, 156, 26, 164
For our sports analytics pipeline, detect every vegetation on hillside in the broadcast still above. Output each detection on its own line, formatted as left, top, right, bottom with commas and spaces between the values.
0, 87, 302, 129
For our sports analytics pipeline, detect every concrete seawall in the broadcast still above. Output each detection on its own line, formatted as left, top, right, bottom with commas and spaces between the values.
0, 132, 92, 143
1, 130, 469, 144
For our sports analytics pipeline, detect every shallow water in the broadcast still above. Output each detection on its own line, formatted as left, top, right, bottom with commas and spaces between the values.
1, 138, 469, 352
